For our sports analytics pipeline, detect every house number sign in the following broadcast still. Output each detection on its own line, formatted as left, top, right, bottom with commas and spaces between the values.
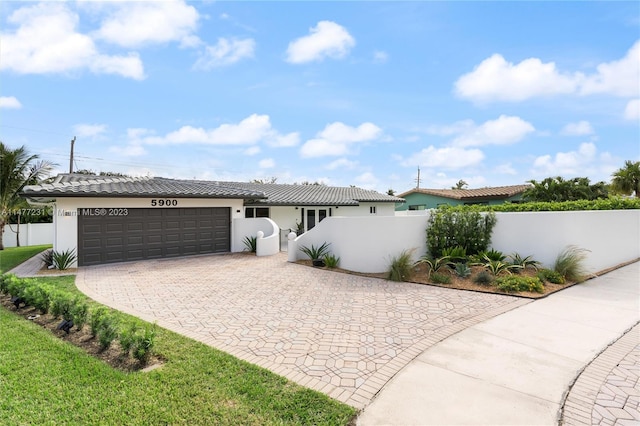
151, 199, 178, 206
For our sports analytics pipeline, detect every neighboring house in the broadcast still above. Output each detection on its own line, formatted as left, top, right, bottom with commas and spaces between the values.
395, 184, 530, 211
21, 174, 402, 266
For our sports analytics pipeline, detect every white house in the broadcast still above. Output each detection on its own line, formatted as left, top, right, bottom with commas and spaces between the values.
21, 174, 403, 267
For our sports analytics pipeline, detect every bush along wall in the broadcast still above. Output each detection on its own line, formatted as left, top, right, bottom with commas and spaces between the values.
443, 197, 640, 213
426, 209, 496, 258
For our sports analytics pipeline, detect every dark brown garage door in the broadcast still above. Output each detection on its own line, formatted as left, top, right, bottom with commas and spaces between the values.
77, 208, 230, 266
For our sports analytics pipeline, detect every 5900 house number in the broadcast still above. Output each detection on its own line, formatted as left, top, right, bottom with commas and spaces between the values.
151, 199, 178, 207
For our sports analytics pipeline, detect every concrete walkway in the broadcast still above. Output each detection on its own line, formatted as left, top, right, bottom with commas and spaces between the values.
358, 261, 640, 425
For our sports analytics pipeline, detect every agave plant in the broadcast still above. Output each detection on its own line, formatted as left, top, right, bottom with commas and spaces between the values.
417, 255, 451, 278
52, 249, 77, 270
242, 236, 257, 253
453, 262, 472, 278
508, 253, 541, 271
299, 242, 331, 260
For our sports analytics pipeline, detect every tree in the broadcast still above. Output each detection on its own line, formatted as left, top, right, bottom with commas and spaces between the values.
611, 161, 640, 198
0, 143, 54, 250
387, 189, 396, 196
452, 180, 468, 190
251, 177, 278, 184
523, 176, 609, 202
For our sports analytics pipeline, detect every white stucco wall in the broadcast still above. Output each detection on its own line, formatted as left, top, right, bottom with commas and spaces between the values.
232, 217, 280, 256
290, 210, 640, 274
53, 197, 245, 266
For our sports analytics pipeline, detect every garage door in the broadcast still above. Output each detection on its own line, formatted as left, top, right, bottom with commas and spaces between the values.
77, 208, 230, 266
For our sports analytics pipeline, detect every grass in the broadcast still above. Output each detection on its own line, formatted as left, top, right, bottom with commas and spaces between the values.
0, 258, 357, 424
0, 244, 51, 273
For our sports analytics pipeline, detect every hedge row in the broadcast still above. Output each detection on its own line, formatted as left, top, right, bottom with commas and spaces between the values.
443, 197, 640, 212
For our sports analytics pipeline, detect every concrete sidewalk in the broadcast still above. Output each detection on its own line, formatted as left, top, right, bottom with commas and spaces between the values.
358, 261, 640, 425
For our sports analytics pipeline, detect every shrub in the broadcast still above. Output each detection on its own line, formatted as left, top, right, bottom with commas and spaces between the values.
70, 299, 89, 330
50, 291, 75, 320
97, 314, 120, 351
242, 236, 257, 253
4, 274, 24, 298
89, 306, 109, 337
554, 245, 590, 283
442, 246, 467, 263
0, 273, 13, 294
387, 250, 414, 282
430, 272, 451, 284
22, 282, 52, 314
537, 268, 565, 284
473, 271, 494, 286
299, 242, 331, 260
508, 253, 541, 271
426, 209, 496, 258
453, 263, 471, 278
443, 197, 640, 212
52, 249, 77, 270
132, 325, 157, 364
495, 276, 545, 293
323, 253, 340, 269
119, 322, 139, 357
478, 249, 506, 262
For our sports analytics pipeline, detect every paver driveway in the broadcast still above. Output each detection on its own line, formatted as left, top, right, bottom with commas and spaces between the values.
76, 252, 528, 408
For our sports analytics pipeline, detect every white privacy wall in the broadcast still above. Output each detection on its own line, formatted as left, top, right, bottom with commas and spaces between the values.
290, 210, 640, 274
2, 223, 54, 248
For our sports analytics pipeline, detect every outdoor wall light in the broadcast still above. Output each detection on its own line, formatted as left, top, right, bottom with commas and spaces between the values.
295, 207, 298, 210
57, 319, 74, 334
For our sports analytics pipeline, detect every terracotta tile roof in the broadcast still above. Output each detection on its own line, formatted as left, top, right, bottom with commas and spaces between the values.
397, 184, 531, 201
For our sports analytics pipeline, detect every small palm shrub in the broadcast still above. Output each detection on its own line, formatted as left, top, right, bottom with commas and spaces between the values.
537, 268, 565, 284
323, 254, 340, 268
453, 263, 471, 278
442, 246, 467, 263
387, 250, 414, 282
242, 236, 257, 253
299, 242, 331, 260
430, 272, 451, 284
478, 249, 506, 262
554, 245, 590, 282
495, 276, 545, 294
52, 249, 77, 270
473, 271, 494, 286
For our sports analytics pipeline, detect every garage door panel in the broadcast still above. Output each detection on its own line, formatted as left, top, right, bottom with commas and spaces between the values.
78, 207, 230, 266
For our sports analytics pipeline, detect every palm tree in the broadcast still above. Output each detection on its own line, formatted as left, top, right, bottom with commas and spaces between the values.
452, 179, 468, 190
0, 143, 54, 250
611, 160, 640, 198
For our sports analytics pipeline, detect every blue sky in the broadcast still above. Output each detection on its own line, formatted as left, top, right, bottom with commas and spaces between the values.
1, 1, 638, 194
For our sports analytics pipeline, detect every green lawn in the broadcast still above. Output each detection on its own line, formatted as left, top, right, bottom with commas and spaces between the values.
0, 244, 51, 273
0, 260, 357, 425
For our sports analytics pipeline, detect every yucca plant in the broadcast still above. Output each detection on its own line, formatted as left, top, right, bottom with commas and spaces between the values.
52, 249, 77, 270
242, 236, 257, 253
554, 245, 590, 283
299, 242, 331, 260
323, 253, 340, 269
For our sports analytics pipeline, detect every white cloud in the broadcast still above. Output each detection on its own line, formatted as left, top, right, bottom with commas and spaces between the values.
258, 158, 275, 169
455, 40, 640, 103
451, 115, 535, 147
580, 41, 640, 97
494, 163, 517, 175
624, 99, 640, 121
193, 38, 255, 70
401, 146, 485, 170
354, 172, 378, 190
73, 123, 107, 138
455, 54, 577, 102
561, 120, 594, 136
93, 1, 200, 48
1, 3, 144, 79
0, 96, 22, 109
129, 114, 294, 148
244, 146, 261, 156
300, 122, 382, 158
532, 142, 600, 176
267, 132, 300, 148
286, 21, 355, 64
109, 143, 146, 157
326, 158, 358, 170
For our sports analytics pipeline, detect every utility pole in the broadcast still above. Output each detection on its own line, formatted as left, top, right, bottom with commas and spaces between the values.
415, 166, 421, 189
69, 136, 76, 173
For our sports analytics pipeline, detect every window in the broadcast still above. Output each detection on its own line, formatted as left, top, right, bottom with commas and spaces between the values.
245, 207, 270, 218
408, 204, 426, 211
370, 206, 377, 214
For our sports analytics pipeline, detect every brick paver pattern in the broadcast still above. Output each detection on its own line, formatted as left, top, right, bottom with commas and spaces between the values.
76, 253, 527, 408
562, 323, 640, 426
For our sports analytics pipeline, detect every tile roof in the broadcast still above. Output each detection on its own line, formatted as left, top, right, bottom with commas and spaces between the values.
21, 174, 266, 199
204, 182, 404, 206
21, 174, 403, 205
397, 184, 531, 201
